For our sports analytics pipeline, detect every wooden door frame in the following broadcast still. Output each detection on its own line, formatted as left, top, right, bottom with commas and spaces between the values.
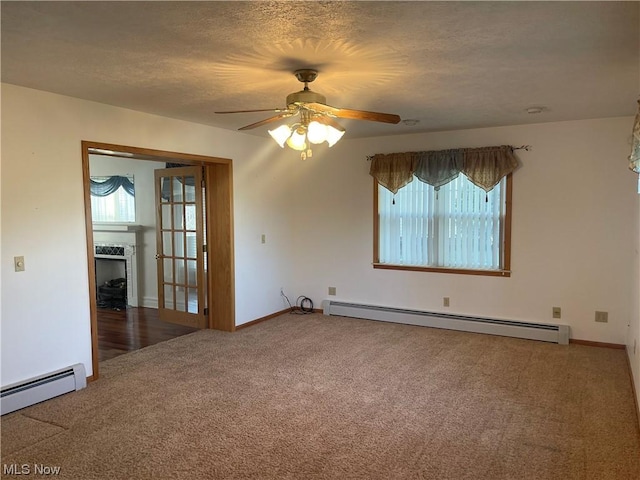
81, 141, 235, 381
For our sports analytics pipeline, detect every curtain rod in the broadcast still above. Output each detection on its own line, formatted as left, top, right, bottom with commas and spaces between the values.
367, 144, 532, 161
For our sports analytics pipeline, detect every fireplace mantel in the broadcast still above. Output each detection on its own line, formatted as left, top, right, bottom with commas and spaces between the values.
92, 224, 141, 232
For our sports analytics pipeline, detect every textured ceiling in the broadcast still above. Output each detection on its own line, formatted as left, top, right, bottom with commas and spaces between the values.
2, 1, 639, 139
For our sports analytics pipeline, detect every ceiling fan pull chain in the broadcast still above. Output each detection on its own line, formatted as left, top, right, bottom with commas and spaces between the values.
300, 148, 313, 160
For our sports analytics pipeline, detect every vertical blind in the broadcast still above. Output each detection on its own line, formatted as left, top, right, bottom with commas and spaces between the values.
378, 174, 503, 269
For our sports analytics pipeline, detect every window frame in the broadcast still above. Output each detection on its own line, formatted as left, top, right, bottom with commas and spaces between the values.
372, 173, 513, 277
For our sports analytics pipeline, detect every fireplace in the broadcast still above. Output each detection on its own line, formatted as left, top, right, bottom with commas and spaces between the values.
93, 226, 140, 307
95, 257, 127, 309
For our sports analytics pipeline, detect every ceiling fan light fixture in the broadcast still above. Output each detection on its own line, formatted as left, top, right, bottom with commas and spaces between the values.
286, 128, 307, 151
325, 124, 346, 147
307, 120, 329, 144
268, 124, 292, 148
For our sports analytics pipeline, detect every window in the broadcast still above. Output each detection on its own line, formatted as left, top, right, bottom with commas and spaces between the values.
374, 173, 512, 276
90, 176, 136, 223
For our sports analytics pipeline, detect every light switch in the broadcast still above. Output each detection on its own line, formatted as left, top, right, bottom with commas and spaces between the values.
14, 256, 25, 272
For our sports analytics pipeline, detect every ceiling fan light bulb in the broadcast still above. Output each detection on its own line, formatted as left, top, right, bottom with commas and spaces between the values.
286, 130, 307, 151
326, 125, 345, 147
307, 121, 328, 144
268, 125, 292, 148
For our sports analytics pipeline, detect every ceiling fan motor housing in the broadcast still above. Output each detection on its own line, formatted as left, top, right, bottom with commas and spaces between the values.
287, 89, 326, 108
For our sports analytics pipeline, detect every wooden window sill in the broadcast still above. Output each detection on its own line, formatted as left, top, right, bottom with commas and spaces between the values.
372, 263, 511, 277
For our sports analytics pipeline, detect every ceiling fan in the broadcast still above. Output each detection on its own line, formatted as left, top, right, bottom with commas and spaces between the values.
215, 69, 401, 157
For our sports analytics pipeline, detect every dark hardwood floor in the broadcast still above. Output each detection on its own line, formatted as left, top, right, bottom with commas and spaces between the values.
97, 306, 199, 362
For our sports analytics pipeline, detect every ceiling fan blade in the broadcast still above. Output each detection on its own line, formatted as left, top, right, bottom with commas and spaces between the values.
313, 103, 400, 124
312, 115, 345, 132
237, 112, 295, 130
306, 103, 401, 124
215, 108, 286, 114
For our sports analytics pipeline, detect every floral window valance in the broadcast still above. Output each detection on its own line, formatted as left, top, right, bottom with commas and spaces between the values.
369, 145, 519, 194
629, 101, 640, 174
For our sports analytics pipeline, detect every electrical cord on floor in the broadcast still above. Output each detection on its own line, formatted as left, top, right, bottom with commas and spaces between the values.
281, 290, 314, 315
296, 296, 314, 313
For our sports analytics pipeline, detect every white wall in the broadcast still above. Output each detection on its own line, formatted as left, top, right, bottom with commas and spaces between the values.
0, 83, 295, 385
291, 117, 637, 345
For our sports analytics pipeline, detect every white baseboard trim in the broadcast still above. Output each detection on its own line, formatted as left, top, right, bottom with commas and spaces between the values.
141, 296, 158, 309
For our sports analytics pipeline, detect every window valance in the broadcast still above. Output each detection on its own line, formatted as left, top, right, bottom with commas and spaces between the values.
90, 176, 135, 197
369, 145, 519, 194
629, 101, 640, 174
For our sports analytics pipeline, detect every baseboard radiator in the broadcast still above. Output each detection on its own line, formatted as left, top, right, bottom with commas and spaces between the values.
323, 300, 569, 345
1, 364, 87, 415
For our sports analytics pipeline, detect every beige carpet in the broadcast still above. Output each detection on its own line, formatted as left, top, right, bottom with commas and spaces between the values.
2, 313, 639, 479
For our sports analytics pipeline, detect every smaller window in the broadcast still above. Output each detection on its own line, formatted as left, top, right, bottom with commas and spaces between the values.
90, 175, 136, 223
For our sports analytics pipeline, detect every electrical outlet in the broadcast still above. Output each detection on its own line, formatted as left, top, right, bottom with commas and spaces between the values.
552, 307, 561, 319
328, 286, 337, 296
14, 256, 25, 272
595, 311, 608, 323
443, 297, 450, 307
261, 234, 266, 244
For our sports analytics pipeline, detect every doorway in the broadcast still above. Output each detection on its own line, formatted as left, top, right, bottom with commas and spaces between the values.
82, 141, 235, 380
